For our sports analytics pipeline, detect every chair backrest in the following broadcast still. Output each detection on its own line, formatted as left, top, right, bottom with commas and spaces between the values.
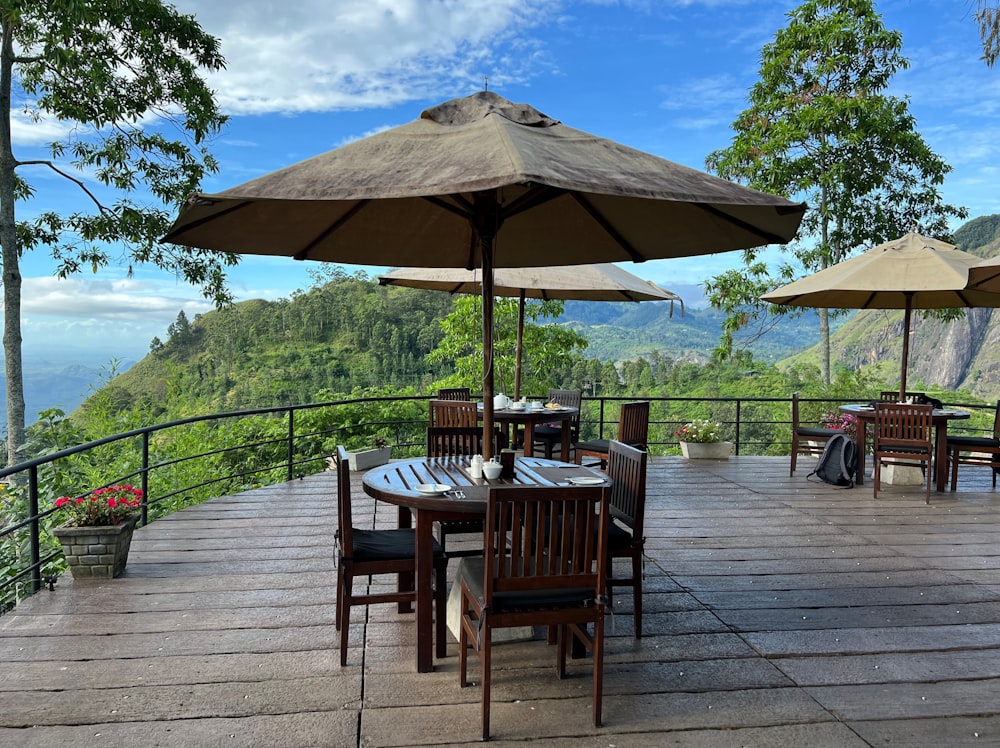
791, 391, 802, 429
437, 387, 472, 401
618, 401, 650, 449
334, 445, 354, 554
874, 403, 933, 451
429, 399, 478, 427
484, 485, 608, 601
879, 390, 926, 402
606, 441, 647, 536
548, 388, 582, 429
427, 426, 487, 457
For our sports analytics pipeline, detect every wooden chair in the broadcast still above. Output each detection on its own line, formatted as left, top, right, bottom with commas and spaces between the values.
333, 445, 448, 666
575, 400, 649, 471
532, 388, 582, 459
437, 387, 472, 401
880, 390, 926, 402
426, 426, 487, 458
604, 440, 647, 638
426, 426, 490, 558
947, 400, 1000, 490
789, 392, 843, 476
458, 484, 609, 740
428, 399, 478, 427
872, 403, 934, 503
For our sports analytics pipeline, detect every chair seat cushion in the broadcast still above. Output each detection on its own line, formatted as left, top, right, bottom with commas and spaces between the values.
459, 557, 596, 613
440, 518, 484, 533
575, 438, 610, 453
607, 520, 634, 552
947, 436, 1000, 450
796, 426, 842, 438
351, 528, 443, 562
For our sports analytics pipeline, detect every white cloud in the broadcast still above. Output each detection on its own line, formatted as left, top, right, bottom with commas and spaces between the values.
174, 0, 560, 115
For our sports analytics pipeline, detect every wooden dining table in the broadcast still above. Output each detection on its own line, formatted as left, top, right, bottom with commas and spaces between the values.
839, 403, 970, 491
481, 404, 579, 461
361, 454, 609, 672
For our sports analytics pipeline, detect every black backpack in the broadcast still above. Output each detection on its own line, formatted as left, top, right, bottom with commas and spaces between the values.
808, 433, 857, 488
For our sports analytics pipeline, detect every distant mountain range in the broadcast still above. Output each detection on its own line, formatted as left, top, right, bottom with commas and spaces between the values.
9, 214, 1000, 425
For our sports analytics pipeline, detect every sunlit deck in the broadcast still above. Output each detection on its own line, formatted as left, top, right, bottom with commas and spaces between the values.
3, 455, 1000, 747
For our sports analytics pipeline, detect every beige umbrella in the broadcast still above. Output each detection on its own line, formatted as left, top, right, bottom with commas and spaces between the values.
967, 254, 1000, 292
165, 91, 804, 457
762, 232, 1000, 399
378, 263, 683, 399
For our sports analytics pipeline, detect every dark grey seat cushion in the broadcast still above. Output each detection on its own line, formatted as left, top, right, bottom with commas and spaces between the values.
459, 557, 596, 613
796, 426, 842, 439
350, 528, 444, 562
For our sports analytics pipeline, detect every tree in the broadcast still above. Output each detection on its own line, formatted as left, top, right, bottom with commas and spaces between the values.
705, 0, 965, 384
1, 1, 234, 465
428, 296, 588, 396
978, 1, 1000, 67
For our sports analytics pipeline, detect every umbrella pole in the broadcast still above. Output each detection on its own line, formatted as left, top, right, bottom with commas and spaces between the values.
514, 291, 525, 401
481, 246, 495, 459
899, 296, 912, 400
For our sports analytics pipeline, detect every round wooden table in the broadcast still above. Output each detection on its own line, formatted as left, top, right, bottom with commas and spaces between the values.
839, 403, 970, 490
361, 454, 608, 672
481, 404, 578, 461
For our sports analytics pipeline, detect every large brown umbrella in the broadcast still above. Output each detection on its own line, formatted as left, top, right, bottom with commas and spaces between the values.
761, 232, 1000, 399
378, 263, 683, 399
165, 91, 805, 456
967, 254, 1000, 293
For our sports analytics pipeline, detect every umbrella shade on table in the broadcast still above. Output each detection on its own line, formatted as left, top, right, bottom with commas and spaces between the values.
165, 91, 805, 457
761, 232, 1000, 399
378, 264, 683, 399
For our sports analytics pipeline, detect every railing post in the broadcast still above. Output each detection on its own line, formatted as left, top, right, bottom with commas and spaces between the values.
598, 398, 606, 439
141, 432, 150, 527
287, 408, 295, 482
735, 399, 742, 455
28, 466, 40, 595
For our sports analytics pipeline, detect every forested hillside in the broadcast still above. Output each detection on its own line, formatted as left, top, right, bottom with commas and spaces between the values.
102, 271, 456, 416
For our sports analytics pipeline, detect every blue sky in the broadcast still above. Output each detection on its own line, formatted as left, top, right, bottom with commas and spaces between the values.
10, 0, 1000, 366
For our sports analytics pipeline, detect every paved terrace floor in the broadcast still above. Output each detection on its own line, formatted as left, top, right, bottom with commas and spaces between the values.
3, 456, 1000, 747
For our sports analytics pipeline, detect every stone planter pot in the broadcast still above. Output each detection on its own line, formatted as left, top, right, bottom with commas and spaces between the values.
52, 516, 137, 579
680, 440, 733, 459
347, 446, 392, 471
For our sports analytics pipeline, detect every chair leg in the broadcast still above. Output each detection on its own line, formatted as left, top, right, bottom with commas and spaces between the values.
435, 560, 447, 660
592, 614, 604, 728
950, 449, 959, 491
789, 438, 797, 476
632, 552, 643, 639
335, 564, 344, 632
481, 628, 492, 741
339, 570, 352, 667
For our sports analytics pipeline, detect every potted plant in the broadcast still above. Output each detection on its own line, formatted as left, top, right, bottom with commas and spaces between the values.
51, 485, 143, 579
675, 419, 733, 459
346, 435, 393, 471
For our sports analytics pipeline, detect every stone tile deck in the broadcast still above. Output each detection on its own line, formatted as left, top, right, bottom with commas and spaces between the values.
2, 456, 1000, 746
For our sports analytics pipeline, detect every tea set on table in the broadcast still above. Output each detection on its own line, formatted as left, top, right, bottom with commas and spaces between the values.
492, 393, 546, 411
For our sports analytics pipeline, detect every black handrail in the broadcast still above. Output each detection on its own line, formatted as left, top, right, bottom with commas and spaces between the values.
3, 393, 994, 614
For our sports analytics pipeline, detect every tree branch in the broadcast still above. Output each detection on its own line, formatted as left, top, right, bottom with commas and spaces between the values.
18, 159, 113, 214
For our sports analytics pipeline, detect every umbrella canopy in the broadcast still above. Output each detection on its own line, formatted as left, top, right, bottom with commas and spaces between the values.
967, 254, 1000, 293
165, 91, 805, 456
378, 263, 683, 399
761, 232, 1000, 398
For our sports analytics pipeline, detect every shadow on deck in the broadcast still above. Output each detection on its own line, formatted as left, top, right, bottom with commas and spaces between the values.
3, 456, 1000, 747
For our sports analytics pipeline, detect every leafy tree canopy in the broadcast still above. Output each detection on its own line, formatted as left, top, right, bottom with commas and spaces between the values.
705, 0, 966, 379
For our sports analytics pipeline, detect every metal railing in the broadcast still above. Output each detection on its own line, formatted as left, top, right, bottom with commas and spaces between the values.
2, 393, 995, 613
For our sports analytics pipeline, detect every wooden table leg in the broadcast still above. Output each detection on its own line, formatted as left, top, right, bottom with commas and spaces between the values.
414, 510, 434, 673
560, 421, 570, 462
523, 422, 535, 458
855, 419, 868, 486
935, 424, 948, 492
